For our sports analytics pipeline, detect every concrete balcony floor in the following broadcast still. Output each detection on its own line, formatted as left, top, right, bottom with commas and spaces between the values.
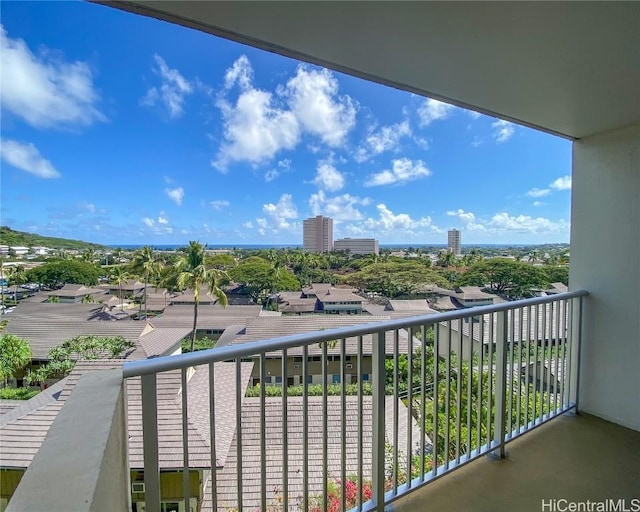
393, 413, 640, 512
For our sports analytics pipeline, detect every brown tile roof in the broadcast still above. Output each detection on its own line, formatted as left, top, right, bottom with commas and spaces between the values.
0, 360, 254, 471
44, 284, 107, 298
221, 315, 416, 356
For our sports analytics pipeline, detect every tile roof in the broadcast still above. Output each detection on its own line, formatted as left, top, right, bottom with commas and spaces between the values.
388, 300, 439, 313
212, 395, 428, 511
0, 360, 254, 471
220, 315, 417, 356
44, 284, 107, 297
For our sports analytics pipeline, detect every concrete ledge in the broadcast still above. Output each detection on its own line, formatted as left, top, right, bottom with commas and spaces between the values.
7, 370, 130, 512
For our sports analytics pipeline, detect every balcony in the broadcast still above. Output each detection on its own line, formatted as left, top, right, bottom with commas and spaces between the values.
9, 290, 639, 512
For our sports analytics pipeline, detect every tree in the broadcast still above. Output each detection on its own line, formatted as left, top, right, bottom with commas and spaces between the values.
176, 241, 229, 353
230, 256, 300, 304
456, 258, 548, 299
25, 335, 134, 385
0, 334, 32, 385
109, 265, 129, 311
131, 246, 156, 319
25, 260, 101, 288
8, 265, 27, 305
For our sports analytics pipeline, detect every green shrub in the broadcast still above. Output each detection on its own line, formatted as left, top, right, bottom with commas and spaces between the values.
0, 387, 39, 400
245, 382, 373, 397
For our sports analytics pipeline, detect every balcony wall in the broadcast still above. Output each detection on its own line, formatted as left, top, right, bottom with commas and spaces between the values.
571, 124, 640, 431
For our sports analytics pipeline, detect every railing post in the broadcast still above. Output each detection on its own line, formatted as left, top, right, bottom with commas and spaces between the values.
372, 330, 387, 509
492, 311, 508, 459
141, 373, 161, 511
569, 296, 584, 413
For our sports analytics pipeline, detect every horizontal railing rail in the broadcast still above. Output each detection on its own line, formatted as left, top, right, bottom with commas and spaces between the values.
123, 289, 587, 512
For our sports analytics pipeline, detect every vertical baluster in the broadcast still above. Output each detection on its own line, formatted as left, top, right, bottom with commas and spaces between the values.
533, 305, 540, 424
142, 373, 160, 512
420, 324, 427, 479
302, 346, 309, 512
494, 311, 508, 458
476, 315, 484, 453
444, 321, 451, 469
432, 323, 439, 477
236, 359, 243, 512
546, 302, 553, 417
357, 335, 363, 509
573, 296, 584, 413
282, 350, 288, 510
466, 316, 473, 459
507, 310, 515, 438
407, 327, 414, 485
372, 331, 387, 510
524, 306, 532, 430
564, 299, 573, 410
392, 330, 399, 494
260, 355, 267, 511
554, 300, 561, 414
340, 338, 346, 512
486, 314, 494, 449
181, 368, 190, 512
516, 308, 523, 433
455, 320, 462, 465
322, 341, 328, 509
208, 363, 218, 511
540, 302, 548, 420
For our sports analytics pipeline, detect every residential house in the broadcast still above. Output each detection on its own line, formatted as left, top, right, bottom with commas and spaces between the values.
44, 284, 108, 304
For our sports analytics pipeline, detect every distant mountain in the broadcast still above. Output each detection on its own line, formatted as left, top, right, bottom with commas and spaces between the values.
0, 227, 105, 251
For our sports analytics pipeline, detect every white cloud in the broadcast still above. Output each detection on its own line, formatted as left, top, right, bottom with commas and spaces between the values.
526, 188, 551, 198
492, 119, 515, 143
142, 214, 173, 234
312, 161, 345, 192
210, 200, 230, 210
283, 65, 357, 147
533, 201, 546, 207
417, 98, 454, 127
355, 120, 412, 162
264, 158, 291, 182
490, 212, 568, 234
467, 110, 482, 120
365, 158, 431, 187
224, 54, 253, 91
78, 201, 96, 213
550, 175, 572, 190
214, 61, 299, 170
261, 193, 298, 232
0, 138, 60, 178
309, 190, 370, 221
363, 204, 440, 233
165, 186, 184, 206
446, 209, 486, 231
141, 54, 193, 118
243, 221, 253, 229
0, 25, 104, 129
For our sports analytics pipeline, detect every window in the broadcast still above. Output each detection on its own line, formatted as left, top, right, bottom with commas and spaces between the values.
362, 374, 370, 381
293, 356, 303, 363
275, 376, 282, 384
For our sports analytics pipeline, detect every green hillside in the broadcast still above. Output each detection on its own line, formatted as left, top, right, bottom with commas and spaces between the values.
0, 227, 106, 251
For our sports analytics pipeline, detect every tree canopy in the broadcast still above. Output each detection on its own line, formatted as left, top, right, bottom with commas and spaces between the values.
343, 260, 450, 298
0, 333, 32, 384
25, 260, 101, 288
456, 258, 549, 298
230, 256, 300, 303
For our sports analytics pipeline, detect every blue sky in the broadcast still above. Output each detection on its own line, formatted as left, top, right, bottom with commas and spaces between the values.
0, 2, 572, 246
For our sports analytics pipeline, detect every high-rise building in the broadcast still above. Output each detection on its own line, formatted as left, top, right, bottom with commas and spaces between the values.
334, 238, 379, 255
447, 229, 462, 255
303, 215, 333, 252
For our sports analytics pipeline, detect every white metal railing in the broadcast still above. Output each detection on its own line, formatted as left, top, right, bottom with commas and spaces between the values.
123, 290, 587, 512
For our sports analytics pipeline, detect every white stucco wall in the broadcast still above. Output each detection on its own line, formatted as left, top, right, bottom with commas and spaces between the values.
570, 124, 640, 431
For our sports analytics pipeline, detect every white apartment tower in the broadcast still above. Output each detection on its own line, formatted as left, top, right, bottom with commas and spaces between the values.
447, 229, 462, 255
303, 215, 334, 253
334, 238, 379, 255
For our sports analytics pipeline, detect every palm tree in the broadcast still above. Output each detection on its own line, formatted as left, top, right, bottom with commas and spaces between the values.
110, 266, 129, 312
9, 265, 27, 306
176, 241, 228, 352
131, 246, 155, 320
